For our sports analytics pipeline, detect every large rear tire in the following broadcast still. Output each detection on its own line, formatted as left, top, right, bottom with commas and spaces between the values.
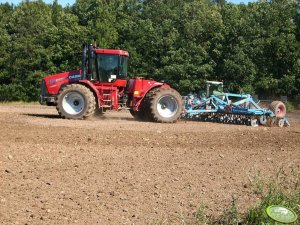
129, 109, 145, 121
56, 84, 96, 119
130, 97, 152, 121
148, 88, 183, 123
269, 101, 286, 118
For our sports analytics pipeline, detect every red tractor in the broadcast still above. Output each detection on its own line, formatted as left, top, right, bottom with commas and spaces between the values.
40, 45, 183, 123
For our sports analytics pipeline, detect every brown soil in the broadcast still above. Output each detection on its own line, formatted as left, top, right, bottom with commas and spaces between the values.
0, 105, 299, 225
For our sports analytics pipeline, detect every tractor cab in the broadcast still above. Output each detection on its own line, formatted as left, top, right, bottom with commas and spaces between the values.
82, 45, 129, 85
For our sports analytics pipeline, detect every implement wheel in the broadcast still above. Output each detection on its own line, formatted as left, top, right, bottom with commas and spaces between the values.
258, 116, 267, 126
266, 117, 276, 127
149, 88, 183, 123
269, 101, 286, 118
56, 84, 96, 119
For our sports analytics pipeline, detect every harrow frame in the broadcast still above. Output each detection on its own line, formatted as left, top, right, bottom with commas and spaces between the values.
183, 82, 289, 127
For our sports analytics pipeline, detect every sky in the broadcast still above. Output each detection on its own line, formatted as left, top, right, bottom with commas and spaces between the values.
0, 0, 258, 7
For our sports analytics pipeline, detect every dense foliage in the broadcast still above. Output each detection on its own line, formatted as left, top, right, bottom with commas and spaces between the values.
0, 0, 299, 101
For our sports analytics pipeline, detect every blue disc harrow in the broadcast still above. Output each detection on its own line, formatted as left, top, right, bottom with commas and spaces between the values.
182, 81, 290, 127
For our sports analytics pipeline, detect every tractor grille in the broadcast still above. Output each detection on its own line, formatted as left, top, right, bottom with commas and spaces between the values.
39, 79, 56, 105
41, 80, 48, 96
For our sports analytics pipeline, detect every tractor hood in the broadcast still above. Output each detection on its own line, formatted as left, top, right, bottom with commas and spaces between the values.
43, 70, 82, 95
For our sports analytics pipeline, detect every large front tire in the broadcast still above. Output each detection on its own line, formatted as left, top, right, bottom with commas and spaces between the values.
56, 84, 96, 119
149, 88, 183, 123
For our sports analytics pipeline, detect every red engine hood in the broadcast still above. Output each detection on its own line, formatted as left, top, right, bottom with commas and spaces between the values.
43, 70, 82, 95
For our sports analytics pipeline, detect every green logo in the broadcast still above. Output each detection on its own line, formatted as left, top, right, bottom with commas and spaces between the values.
266, 205, 298, 224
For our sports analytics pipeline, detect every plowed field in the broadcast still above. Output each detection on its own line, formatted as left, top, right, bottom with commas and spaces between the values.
0, 104, 299, 225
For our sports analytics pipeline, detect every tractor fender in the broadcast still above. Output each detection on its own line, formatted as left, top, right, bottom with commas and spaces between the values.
77, 80, 101, 107
56, 80, 100, 107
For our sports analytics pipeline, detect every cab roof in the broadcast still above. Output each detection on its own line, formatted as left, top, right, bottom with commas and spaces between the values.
95, 49, 129, 57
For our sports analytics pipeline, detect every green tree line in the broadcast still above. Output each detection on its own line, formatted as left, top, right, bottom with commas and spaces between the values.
0, 0, 299, 101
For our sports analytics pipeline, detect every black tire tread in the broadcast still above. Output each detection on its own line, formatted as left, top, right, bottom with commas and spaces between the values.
132, 88, 159, 121
149, 88, 183, 123
56, 84, 96, 119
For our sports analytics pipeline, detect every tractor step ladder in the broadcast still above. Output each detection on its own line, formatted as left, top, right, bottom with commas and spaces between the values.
101, 90, 114, 108
102, 93, 112, 108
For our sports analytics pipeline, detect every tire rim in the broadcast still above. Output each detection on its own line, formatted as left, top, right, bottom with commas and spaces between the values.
62, 91, 85, 115
259, 116, 267, 125
276, 105, 285, 117
157, 95, 178, 118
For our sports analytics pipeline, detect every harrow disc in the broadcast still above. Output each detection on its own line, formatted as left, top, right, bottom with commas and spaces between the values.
250, 119, 258, 127
277, 118, 285, 127
266, 117, 276, 127
259, 116, 267, 125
